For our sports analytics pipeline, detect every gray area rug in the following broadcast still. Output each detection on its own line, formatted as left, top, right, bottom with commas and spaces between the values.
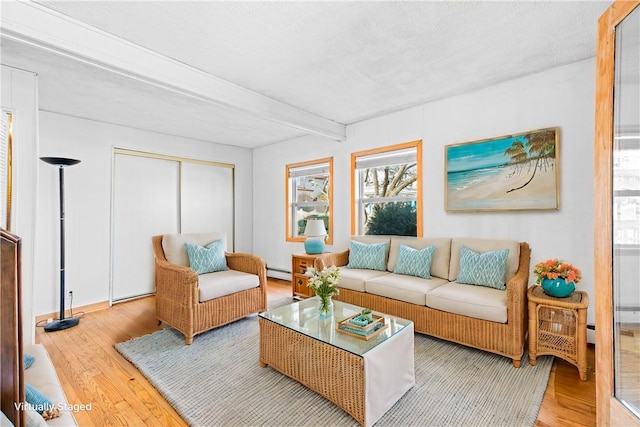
116, 298, 553, 426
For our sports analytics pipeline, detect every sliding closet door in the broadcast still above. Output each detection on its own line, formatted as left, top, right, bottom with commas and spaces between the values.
181, 162, 234, 250
112, 154, 179, 301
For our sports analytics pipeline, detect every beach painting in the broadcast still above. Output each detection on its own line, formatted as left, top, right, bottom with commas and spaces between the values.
446, 127, 559, 211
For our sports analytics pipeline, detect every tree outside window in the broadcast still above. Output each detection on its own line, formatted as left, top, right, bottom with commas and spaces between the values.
352, 141, 422, 236
286, 158, 333, 244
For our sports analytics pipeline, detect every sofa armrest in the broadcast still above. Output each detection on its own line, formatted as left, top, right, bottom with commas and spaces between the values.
506, 242, 531, 328
313, 250, 350, 270
226, 252, 267, 289
155, 260, 199, 306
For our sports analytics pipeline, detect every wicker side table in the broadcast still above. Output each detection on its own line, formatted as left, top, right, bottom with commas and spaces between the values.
527, 285, 589, 380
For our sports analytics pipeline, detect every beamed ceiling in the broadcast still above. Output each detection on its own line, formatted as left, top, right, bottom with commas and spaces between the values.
0, 1, 610, 148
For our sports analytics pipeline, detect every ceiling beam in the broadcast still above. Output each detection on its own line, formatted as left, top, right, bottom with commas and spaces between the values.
0, 1, 346, 141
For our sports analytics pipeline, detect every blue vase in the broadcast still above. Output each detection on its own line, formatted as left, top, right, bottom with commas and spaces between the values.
541, 278, 575, 297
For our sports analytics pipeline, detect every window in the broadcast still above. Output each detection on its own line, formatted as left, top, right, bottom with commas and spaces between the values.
286, 157, 333, 244
613, 138, 640, 247
0, 111, 12, 230
351, 140, 422, 236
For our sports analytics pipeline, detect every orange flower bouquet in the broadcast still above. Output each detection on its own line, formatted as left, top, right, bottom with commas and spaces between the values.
533, 259, 582, 285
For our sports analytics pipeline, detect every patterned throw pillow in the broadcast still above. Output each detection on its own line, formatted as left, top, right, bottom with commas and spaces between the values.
24, 353, 35, 370
25, 383, 59, 419
184, 240, 228, 275
457, 246, 509, 290
393, 244, 435, 279
346, 241, 387, 271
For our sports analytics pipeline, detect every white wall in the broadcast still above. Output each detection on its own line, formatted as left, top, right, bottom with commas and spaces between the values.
34, 112, 254, 316
1, 65, 39, 344
254, 58, 597, 336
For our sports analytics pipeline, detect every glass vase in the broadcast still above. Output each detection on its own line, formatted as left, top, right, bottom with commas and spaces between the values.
318, 294, 334, 319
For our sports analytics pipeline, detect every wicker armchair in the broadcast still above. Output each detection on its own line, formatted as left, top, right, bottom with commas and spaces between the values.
152, 234, 267, 344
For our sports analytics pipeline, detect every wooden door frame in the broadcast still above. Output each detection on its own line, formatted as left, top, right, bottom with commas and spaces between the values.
594, 1, 640, 425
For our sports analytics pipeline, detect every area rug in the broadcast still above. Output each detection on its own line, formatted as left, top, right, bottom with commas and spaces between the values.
116, 299, 553, 427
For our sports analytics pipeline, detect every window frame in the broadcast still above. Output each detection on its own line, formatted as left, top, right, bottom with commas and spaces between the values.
285, 157, 333, 244
350, 140, 423, 236
0, 111, 13, 230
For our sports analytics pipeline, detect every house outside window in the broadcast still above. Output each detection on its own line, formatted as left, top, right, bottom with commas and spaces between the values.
351, 140, 422, 236
613, 139, 640, 248
286, 157, 333, 244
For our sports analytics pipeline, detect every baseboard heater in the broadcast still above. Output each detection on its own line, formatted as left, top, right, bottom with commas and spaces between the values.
615, 305, 640, 312
267, 267, 291, 281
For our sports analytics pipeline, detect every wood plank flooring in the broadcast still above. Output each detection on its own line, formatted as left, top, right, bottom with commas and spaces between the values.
35, 278, 596, 426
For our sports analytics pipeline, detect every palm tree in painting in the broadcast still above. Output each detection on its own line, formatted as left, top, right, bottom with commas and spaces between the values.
504, 129, 556, 193
504, 138, 528, 175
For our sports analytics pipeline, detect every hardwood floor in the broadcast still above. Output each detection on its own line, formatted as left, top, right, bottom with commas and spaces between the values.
36, 278, 596, 426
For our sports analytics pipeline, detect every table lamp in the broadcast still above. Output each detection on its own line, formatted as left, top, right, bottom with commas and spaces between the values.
304, 219, 327, 254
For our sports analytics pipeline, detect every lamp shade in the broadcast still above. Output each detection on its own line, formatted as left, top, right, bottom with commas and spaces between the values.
304, 219, 327, 254
304, 219, 327, 237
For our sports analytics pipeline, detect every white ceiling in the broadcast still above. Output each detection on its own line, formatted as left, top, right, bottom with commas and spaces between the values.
0, 1, 610, 148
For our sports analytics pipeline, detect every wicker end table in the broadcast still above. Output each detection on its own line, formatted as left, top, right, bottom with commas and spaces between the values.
527, 285, 589, 380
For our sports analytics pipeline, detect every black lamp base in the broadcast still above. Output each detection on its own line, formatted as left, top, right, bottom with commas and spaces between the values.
44, 317, 80, 332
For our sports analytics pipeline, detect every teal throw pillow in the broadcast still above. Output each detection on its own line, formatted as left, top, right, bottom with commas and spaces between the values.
25, 383, 56, 416
457, 246, 509, 290
24, 353, 35, 370
185, 240, 228, 275
394, 244, 435, 279
346, 241, 387, 271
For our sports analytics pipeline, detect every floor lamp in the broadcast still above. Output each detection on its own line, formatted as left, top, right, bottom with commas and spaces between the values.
40, 157, 81, 332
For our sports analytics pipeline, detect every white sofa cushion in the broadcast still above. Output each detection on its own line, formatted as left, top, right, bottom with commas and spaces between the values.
162, 232, 227, 267
366, 273, 448, 306
339, 268, 390, 292
198, 270, 259, 302
425, 282, 508, 323
388, 237, 451, 279
23, 344, 77, 427
449, 238, 519, 283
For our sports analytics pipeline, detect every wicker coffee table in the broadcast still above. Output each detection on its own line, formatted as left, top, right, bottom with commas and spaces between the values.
259, 297, 415, 427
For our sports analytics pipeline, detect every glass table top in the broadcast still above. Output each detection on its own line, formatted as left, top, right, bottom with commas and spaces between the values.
259, 297, 412, 356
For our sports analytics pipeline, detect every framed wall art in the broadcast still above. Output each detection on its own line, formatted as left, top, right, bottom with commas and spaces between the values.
445, 127, 559, 212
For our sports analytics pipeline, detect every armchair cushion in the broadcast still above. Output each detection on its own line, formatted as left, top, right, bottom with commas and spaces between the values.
162, 232, 227, 267
185, 240, 228, 274
198, 270, 260, 302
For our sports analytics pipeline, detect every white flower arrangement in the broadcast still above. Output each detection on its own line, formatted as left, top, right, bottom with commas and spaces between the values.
305, 265, 340, 298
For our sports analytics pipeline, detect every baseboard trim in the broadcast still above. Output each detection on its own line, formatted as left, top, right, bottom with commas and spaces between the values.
35, 300, 110, 325
267, 269, 291, 281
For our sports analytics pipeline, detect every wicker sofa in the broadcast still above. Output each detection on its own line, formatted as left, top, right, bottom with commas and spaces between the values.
317, 236, 531, 367
152, 233, 267, 344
